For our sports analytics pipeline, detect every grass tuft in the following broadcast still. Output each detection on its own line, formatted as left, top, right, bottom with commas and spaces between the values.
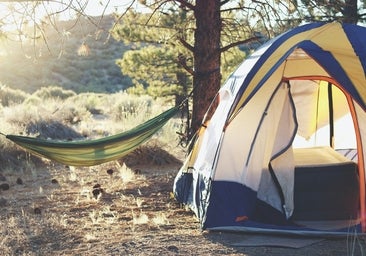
132, 211, 149, 225
152, 213, 170, 226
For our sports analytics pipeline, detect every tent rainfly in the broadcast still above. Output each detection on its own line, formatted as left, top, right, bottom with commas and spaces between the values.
174, 22, 366, 236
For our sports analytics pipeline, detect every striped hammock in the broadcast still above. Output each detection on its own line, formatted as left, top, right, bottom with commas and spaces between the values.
5, 106, 180, 167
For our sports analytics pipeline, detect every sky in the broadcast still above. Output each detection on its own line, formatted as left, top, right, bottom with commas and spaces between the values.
0, 0, 139, 16
0, 0, 148, 56
57, 0, 144, 18
0, 0, 145, 31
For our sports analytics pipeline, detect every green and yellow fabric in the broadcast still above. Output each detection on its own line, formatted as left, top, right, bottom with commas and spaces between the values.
5, 106, 180, 166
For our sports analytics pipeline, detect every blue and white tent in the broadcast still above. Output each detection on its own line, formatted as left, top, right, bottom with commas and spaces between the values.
174, 22, 366, 236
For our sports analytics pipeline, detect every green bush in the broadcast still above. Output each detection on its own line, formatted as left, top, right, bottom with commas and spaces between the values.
66, 93, 106, 114
109, 92, 153, 122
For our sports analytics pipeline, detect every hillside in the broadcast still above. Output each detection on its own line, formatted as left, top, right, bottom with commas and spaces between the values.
0, 15, 132, 93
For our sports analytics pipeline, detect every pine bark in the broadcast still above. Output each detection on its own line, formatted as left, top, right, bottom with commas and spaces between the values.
190, 0, 222, 137
343, 0, 358, 23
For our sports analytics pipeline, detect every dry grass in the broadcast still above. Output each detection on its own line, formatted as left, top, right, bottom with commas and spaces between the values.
0, 158, 204, 255
1, 156, 363, 256
0, 88, 364, 255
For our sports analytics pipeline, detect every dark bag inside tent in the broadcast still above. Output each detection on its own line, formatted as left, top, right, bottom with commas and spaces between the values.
291, 147, 360, 221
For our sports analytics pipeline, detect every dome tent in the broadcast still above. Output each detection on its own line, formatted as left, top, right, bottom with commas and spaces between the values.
174, 22, 366, 236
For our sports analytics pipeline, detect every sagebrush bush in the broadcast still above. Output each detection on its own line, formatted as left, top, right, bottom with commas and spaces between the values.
32, 86, 76, 100
25, 120, 84, 140
0, 85, 29, 106
54, 102, 93, 125
2, 104, 43, 133
108, 92, 153, 122
23, 95, 42, 105
2, 97, 91, 136
66, 93, 106, 115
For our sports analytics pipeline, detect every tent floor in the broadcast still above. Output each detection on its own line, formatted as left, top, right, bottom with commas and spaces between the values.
294, 219, 360, 231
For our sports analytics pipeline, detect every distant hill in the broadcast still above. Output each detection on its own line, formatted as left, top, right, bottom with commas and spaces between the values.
0, 15, 132, 93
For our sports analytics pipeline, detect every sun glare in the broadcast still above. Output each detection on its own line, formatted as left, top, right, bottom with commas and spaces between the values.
0, 2, 51, 33
0, 0, 145, 32
0, 1, 147, 56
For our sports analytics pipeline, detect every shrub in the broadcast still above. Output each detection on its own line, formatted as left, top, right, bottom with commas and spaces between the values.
53, 104, 92, 125
0, 85, 29, 106
23, 95, 42, 105
25, 120, 84, 140
33, 86, 76, 100
108, 92, 153, 123
65, 93, 105, 115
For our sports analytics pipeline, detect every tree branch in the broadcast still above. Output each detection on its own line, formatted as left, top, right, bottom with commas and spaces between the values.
111, 0, 137, 31
179, 37, 194, 52
220, 36, 261, 53
174, 0, 195, 11
220, 0, 231, 6
177, 53, 195, 75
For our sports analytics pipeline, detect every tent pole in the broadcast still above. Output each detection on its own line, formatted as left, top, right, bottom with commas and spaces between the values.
328, 82, 335, 148
347, 95, 366, 232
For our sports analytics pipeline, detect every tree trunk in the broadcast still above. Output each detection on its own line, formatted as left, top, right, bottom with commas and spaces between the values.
343, 0, 358, 23
190, 0, 221, 138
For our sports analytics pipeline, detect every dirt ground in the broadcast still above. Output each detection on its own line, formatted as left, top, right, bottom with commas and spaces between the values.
0, 154, 365, 256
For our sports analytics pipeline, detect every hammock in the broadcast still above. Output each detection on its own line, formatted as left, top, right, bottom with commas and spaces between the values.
4, 106, 180, 167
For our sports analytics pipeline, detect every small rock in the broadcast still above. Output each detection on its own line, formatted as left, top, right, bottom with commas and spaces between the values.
92, 184, 103, 199
0, 183, 10, 191
34, 207, 42, 215
93, 183, 101, 189
106, 169, 114, 175
122, 241, 136, 247
0, 197, 7, 207
92, 189, 101, 198
0, 174, 6, 181
167, 245, 179, 253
